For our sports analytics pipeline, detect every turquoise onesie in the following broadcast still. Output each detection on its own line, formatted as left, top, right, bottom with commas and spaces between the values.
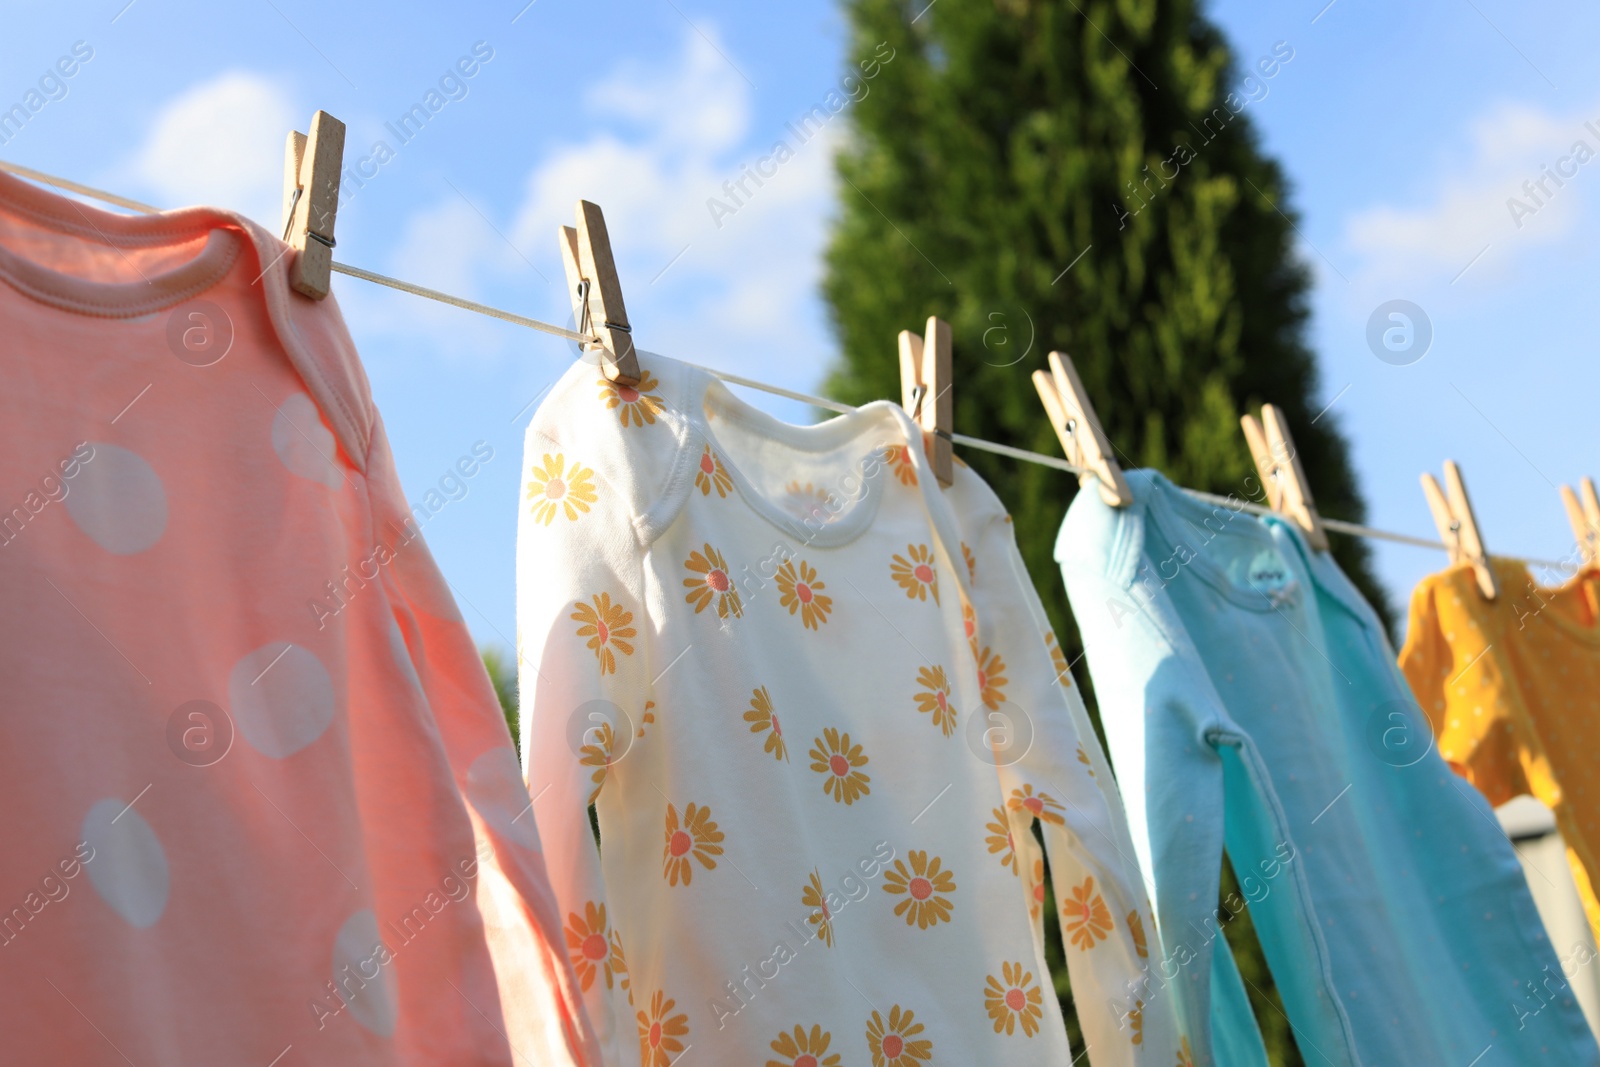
1057, 469, 1597, 1066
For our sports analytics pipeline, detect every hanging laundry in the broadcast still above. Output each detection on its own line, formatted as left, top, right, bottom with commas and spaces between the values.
0, 169, 594, 1066
1057, 469, 1598, 1067
517, 352, 1182, 1065
1401, 559, 1600, 946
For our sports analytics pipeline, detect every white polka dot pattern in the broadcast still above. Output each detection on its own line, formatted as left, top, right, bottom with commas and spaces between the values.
63, 443, 167, 554
229, 642, 336, 758
271, 392, 343, 489
331, 908, 399, 1037
81, 797, 169, 929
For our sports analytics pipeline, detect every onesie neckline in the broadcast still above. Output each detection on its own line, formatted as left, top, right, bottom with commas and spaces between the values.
0, 168, 242, 318
684, 363, 911, 549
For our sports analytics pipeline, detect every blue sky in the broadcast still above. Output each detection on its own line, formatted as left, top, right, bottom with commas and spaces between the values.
4, 0, 1598, 649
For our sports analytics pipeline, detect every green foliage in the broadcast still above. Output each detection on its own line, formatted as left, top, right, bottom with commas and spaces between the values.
481, 645, 519, 744
823, 0, 1389, 660
1035, 827, 1304, 1064
1219, 855, 1301, 1064
820, 0, 1391, 1061
1034, 823, 1085, 1050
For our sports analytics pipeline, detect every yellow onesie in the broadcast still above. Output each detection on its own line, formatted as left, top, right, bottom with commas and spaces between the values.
1400, 557, 1600, 939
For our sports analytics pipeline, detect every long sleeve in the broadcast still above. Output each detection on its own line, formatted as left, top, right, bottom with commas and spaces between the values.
1058, 481, 1378, 1067
957, 486, 1183, 1065
517, 423, 654, 1066
366, 415, 599, 1066
1056, 542, 1242, 1066
1054, 493, 1279, 1067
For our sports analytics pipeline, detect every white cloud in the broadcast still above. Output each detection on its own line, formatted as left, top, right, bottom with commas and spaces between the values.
503, 29, 842, 388
1342, 99, 1600, 297
388, 197, 522, 297
585, 41, 750, 154
340, 197, 523, 364
337, 26, 849, 390
126, 71, 296, 227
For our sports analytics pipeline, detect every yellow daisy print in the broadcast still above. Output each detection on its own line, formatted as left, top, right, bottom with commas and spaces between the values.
637, 699, 656, 739
962, 600, 978, 651
662, 802, 723, 886
1129, 999, 1144, 1045
801, 869, 835, 948
984, 807, 1018, 874
784, 480, 838, 522
810, 727, 871, 805
1176, 1035, 1196, 1067
694, 444, 732, 497
572, 593, 636, 675
636, 988, 689, 1067
526, 452, 598, 525
890, 543, 940, 604
683, 543, 743, 618
1045, 629, 1072, 686
882, 850, 956, 929
962, 541, 976, 584
775, 559, 833, 629
1028, 856, 1045, 925
744, 686, 787, 762
884, 443, 918, 487
865, 1004, 931, 1066
1063, 875, 1114, 950
1007, 784, 1066, 826
599, 370, 666, 428
563, 901, 613, 992
578, 719, 616, 804
609, 929, 632, 1002
974, 643, 1009, 709
767, 1023, 841, 1067
1128, 909, 1149, 959
1077, 745, 1096, 777
912, 665, 956, 736
983, 961, 1044, 1037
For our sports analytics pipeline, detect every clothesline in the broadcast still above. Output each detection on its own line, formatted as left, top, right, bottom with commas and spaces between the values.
0, 158, 1566, 569
701, 363, 1458, 552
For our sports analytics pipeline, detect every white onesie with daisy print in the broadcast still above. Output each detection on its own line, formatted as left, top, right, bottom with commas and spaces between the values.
516, 352, 1190, 1067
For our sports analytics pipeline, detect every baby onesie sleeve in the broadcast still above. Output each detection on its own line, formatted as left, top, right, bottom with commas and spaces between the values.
365, 413, 601, 1067
956, 480, 1184, 1065
517, 409, 661, 1065
1055, 493, 1268, 1067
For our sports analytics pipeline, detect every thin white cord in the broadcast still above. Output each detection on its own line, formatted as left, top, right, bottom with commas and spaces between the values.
0, 163, 595, 344
690, 364, 858, 415
0, 160, 1570, 568
328, 262, 591, 343
714, 380, 1561, 566
0, 160, 161, 214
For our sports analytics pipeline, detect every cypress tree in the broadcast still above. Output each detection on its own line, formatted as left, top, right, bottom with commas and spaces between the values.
822, 1, 1383, 1061
482, 646, 519, 742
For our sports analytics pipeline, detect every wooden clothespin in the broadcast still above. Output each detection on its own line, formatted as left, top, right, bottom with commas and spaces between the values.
1240, 403, 1329, 551
281, 110, 346, 300
559, 200, 639, 387
1560, 476, 1600, 564
1032, 351, 1130, 507
898, 316, 953, 487
1421, 460, 1498, 599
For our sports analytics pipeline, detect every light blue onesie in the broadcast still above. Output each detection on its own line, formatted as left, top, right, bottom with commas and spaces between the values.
1057, 469, 1598, 1066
